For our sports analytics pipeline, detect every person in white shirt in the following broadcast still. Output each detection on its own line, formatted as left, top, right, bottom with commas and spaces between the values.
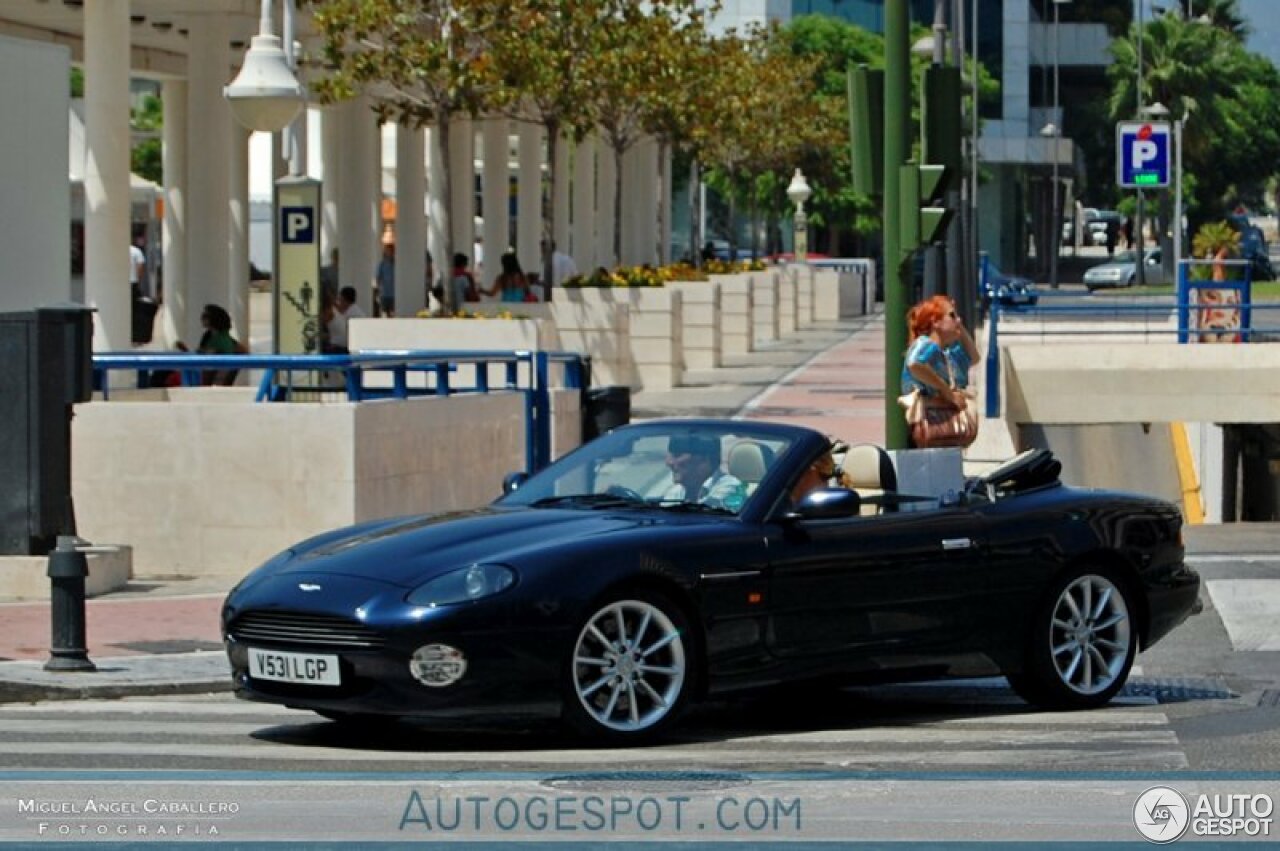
541, 239, 578, 301
129, 240, 147, 297
326, 286, 366, 353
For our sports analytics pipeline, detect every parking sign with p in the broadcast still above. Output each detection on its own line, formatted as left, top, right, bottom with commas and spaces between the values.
1117, 121, 1170, 188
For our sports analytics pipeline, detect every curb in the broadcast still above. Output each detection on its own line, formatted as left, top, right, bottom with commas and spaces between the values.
0, 678, 232, 705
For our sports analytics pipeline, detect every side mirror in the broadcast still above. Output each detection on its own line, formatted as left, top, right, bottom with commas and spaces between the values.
502, 472, 529, 494
787, 487, 861, 520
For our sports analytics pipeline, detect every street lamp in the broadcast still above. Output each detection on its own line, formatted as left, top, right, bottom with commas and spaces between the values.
1041, 122, 1060, 289
787, 168, 812, 263
1048, 0, 1070, 289
224, 0, 314, 356
224, 0, 305, 133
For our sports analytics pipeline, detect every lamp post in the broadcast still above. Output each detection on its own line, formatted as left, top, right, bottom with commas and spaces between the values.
224, 0, 311, 355
224, 0, 304, 134
787, 168, 812, 263
1048, 0, 1070, 288
1041, 122, 1060, 289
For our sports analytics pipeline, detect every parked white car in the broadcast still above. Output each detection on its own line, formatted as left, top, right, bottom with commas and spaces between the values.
1083, 248, 1164, 290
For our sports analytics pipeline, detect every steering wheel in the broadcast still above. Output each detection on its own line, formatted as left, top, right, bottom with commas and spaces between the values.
605, 485, 645, 502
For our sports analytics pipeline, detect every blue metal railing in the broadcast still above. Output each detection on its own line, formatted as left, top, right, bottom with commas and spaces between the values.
983, 265, 1278, 417
91, 349, 590, 472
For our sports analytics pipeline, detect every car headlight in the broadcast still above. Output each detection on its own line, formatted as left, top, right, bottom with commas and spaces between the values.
406, 564, 517, 607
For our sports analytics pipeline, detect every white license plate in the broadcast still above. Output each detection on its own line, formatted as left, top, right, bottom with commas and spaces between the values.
248, 648, 341, 686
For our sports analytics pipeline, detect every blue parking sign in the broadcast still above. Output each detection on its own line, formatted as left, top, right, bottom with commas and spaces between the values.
280, 206, 315, 244
1116, 121, 1170, 188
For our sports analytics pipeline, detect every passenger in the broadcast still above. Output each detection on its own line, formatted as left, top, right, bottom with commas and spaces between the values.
663, 435, 746, 511
790, 448, 854, 504
186, 303, 247, 386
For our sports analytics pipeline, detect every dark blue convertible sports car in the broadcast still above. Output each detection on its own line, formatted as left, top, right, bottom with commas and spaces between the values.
222, 419, 1201, 743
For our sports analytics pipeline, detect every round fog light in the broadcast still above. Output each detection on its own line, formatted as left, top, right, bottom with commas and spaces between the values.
409, 643, 467, 687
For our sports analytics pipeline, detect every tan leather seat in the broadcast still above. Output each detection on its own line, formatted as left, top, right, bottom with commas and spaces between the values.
844, 444, 897, 515
728, 440, 772, 495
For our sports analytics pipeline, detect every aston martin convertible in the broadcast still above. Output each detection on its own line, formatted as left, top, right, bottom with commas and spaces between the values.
221, 419, 1201, 742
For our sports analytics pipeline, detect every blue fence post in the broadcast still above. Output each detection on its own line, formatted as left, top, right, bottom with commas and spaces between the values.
433, 363, 450, 396
1176, 261, 1189, 343
532, 351, 551, 471
984, 301, 1000, 418
1243, 265, 1254, 342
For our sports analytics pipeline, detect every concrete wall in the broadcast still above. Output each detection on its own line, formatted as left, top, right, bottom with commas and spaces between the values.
715, 274, 754, 356
1002, 343, 1280, 424
0, 36, 70, 312
70, 390, 578, 578
670, 281, 721, 373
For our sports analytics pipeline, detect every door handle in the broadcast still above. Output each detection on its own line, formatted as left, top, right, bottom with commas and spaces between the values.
941, 537, 972, 551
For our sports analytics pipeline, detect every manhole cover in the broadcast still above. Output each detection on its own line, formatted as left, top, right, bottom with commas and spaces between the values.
1122, 677, 1235, 703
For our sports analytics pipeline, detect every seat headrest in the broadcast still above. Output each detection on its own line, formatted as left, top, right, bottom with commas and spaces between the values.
845, 444, 896, 491
728, 441, 769, 483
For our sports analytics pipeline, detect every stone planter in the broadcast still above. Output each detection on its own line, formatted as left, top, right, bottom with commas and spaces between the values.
751, 270, 780, 345
669, 280, 721, 374
712, 273, 754, 357
559, 287, 681, 390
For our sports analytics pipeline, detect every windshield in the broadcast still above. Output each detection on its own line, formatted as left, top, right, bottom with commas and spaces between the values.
497, 423, 798, 517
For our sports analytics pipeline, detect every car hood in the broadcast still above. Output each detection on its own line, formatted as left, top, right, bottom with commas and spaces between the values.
269, 507, 662, 587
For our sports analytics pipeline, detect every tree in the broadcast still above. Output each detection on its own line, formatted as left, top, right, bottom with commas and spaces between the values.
586, 0, 706, 265
131, 93, 163, 185
307, 0, 512, 311
490, 0, 602, 286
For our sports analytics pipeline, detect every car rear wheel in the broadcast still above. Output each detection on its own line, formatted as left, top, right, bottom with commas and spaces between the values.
562, 593, 694, 743
1008, 568, 1136, 710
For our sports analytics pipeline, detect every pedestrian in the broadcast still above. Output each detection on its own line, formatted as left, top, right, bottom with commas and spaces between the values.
325, 286, 366, 354
899, 295, 976, 448
541, 239, 578, 301
450, 253, 479, 309
1121, 217, 1134, 250
1105, 219, 1118, 258
483, 251, 532, 303
129, 236, 147, 298
375, 236, 396, 317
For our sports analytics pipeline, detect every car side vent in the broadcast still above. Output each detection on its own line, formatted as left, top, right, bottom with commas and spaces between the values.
229, 611, 385, 649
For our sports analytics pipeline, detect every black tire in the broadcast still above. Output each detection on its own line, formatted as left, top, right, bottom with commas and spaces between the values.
1007, 566, 1137, 710
561, 591, 696, 744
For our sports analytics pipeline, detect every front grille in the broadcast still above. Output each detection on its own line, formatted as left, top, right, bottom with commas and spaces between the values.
229, 611, 385, 649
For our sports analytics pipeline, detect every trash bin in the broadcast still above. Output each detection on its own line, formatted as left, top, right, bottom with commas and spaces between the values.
582, 386, 631, 442
132, 297, 159, 345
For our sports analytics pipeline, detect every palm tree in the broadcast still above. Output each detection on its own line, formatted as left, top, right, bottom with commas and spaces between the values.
1187, 0, 1248, 41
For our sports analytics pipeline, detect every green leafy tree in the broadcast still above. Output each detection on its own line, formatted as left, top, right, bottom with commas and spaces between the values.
587, 0, 706, 265
131, 93, 163, 185
306, 0, 512, 311
490, 0, 603, 286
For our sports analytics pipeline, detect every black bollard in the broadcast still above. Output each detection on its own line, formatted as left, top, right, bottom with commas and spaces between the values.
45, 535, 96, 672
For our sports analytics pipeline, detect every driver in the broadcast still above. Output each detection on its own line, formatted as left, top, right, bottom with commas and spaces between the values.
663, 435, 746, 511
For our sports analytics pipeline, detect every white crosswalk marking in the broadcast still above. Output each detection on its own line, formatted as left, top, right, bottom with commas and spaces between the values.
0, 689, 1189, 772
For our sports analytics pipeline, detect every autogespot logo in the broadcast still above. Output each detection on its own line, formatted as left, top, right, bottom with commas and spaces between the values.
1134, 786, 1191, 843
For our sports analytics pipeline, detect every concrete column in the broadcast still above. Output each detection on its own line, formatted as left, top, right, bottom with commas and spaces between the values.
395, 122, 427, 316
620, 144, 638, 265
637, 136, 659, 267
320, 107, 343, 259
449, 118, 477, 279
481, 117, 509, 266
83, 0, 131, 351
186, 13, 232, 344
426, 125, 448, 289
571, 137, 595, 273
516, 122, 542, 273
160, 79, 187, 348
228, 125, 250, 342
553, 132, 570, 255
596, 137, 617, 269
659, 141, 673, 265
336, 96, 379, 311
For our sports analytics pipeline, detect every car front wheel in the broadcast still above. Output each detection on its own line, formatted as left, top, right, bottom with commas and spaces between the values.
562, 593, 694, 743
1008, 568, 1137, 710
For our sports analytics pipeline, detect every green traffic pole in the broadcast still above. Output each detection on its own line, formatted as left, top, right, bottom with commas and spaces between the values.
883, 0, 909, 449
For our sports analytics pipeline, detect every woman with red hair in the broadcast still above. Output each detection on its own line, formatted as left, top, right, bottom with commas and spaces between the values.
901, 296, 973, 442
